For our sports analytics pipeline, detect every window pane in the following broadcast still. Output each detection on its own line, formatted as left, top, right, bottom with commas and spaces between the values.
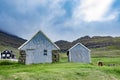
2, 54, 5, 57
7, 54, 10, 57
44, 50, 47, 56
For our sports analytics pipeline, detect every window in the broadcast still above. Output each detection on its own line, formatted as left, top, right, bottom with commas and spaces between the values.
44, 50, 47, 56
2, 54, 5, 57
6, 54, 10, 57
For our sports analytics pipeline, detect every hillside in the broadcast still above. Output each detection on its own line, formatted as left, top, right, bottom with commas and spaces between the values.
55, 40, 72, 52
0, 30, 26, 48
0, 30, 120, 52
55, 36, 120, 51
0, 51, 120, 80
0, 31, 120, 80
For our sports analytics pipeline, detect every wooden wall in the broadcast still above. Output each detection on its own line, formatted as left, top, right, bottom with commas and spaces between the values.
19, 31, 59, 64
69, 44, 91, 63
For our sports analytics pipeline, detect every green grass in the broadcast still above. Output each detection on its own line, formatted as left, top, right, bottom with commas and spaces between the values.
0, 61, 120, 80
91, 49, 120, 57
0, 47, 120, 80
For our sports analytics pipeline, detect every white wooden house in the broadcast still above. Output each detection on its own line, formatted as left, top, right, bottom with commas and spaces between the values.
67, 43, 91, 63
18, 30, 60, 65
0, 50, 16, 59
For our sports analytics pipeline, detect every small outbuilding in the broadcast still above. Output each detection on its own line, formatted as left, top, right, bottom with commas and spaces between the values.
18, 30, 60, 65
67, 43, 91, 63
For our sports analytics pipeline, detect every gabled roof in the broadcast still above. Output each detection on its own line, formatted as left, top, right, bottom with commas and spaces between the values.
68, 43, 90, 52
18, 30, 60, 50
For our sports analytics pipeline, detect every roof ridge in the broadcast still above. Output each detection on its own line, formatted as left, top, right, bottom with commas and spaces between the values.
68, 43, 90, 51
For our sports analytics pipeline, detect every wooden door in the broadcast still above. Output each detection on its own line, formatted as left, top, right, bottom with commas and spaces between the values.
26, 50, 34, 64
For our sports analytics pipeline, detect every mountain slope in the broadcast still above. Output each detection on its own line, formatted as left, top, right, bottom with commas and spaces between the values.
0, 30, 26, 48
55, 36, 120, 51
0, 31, 120, 51
55, 40, 72, 52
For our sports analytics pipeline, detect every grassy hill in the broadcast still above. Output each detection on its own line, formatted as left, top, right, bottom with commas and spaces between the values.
0, 30, 26, 48
0, 30, 120, 52
0, 45, 19, 58
0, 63, 120, 80
0, 31, 120, 80
1, 48, 120, 80
0, 51, 120, 80
55, 36, 120, 52
0, 31, 26, 57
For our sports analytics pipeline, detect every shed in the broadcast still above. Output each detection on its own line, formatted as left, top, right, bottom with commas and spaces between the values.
18, 30, 60, 65
67, 43, 91, 63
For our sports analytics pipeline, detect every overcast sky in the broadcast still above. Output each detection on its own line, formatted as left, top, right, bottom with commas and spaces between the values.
0, 0, 120, 41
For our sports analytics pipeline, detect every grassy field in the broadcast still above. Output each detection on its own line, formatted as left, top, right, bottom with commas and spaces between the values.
0, 60, 120, 80
0, 47, 120, 80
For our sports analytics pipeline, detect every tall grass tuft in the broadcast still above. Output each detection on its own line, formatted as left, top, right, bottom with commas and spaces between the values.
0, 60, 16, 65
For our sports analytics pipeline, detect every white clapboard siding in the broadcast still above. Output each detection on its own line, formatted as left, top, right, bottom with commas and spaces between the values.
68, 43, 91, 63
18, 30, 59, 65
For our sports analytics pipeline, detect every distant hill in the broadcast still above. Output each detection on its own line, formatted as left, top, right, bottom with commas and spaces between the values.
55, 40, 72, 52
0, 30, 26, 48
0, 30, 120, 52
55, 36, 120, 52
